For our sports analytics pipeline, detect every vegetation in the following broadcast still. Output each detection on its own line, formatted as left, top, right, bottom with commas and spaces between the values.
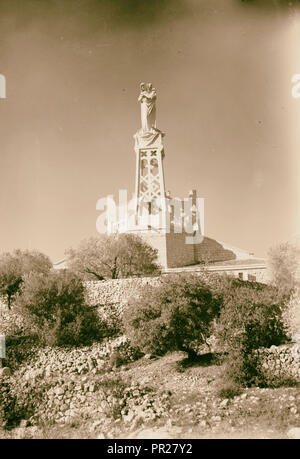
66, 234, 160, 280
216, 281, 287, 388
282, 287, 300, 340
108, 341, 143, 368
14, 271, 105, 346
1, 241, 299, 438
0, 250, 52, 309
0, 378, 19, 429
123, 274, 221, 359
267, 240, 300, 295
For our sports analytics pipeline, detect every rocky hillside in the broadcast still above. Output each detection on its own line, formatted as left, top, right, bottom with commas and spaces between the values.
1, 341, 300, 439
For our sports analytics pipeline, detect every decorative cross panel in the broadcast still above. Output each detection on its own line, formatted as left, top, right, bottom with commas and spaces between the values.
135, 147, 166, 219
138, 149, 164, 199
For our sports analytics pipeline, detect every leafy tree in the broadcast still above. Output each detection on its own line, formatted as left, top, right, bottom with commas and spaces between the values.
0, 250, 52, 309
14, 270, 104, 346
282, 287, 300, 341
216, 282, 287, 387
66, 234, 160, 280
123, 274, 221, 359
267, 241, 300, 295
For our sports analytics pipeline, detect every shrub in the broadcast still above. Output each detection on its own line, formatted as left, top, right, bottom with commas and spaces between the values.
217, 381, 242, 399
95, 302, 124, 337
0, 249, 52, 309
267, 241, 300, 295
109, 340, 144, 368
282, 287, 300, 341
0, 378, 18, 429
123, 274, 221, 358
3, 334, 39, 372
216, 282, 287, 387
14, 271, 106, 346
0, 376, 35, 429
257, 374, 299, 389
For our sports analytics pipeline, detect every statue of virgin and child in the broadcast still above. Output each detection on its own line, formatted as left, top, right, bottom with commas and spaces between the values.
138, 82, 157, 133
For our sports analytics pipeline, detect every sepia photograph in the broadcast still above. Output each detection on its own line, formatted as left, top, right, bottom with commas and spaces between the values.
0, 0, 300, 444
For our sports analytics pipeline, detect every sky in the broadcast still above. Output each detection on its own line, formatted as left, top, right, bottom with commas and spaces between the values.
0, 0, 300, 262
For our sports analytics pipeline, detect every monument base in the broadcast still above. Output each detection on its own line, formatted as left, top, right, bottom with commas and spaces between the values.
127, 228, 241, 269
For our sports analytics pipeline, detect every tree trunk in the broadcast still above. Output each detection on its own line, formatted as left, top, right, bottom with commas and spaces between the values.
7, 294, 11, 310
111, 257, 118, 279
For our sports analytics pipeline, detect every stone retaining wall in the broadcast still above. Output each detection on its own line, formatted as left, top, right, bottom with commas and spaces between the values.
84, 270, 268, 310
257, 344, 300, 381
84, 277, 162, 327
84, 277, 161, 308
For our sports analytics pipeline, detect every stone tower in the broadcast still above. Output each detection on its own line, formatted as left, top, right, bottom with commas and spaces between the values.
129, 82, 205, 269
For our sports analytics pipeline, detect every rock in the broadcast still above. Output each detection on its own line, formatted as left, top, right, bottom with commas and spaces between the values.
100, 400, 110, 411
124, 410, 136, 424
0, 367, 11, 377
55, 387, 64, 396
69, 409, 78, 418
287, 427, 300, 439
19, 419, 29, 428
133, 428, 174, 439
90, 420, 102, 432
89, 384, 96, 392
220, 399, 229, 408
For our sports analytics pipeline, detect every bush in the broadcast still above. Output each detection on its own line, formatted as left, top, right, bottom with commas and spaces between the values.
14, 271, 106, 347
216, 282, 287, 387
267, 241, 300, 295
109, 340, 144, 368
257, 374, 299, 389
3, 334, 39, 372
95, 301, 124, 338
282, 287, 300, 341
217, 381, 242, 399
123, 274, 221, 358
0, 378, 19, 429
0, 249, 52, 309
0, 375, 36, 429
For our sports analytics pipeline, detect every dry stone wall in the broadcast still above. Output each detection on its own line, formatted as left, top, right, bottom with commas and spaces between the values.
85, 277, 161, 319
257, 344, 300, 382
84, 277, 162, 330
2, 336, 171, 429
85, 277, 160, 307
